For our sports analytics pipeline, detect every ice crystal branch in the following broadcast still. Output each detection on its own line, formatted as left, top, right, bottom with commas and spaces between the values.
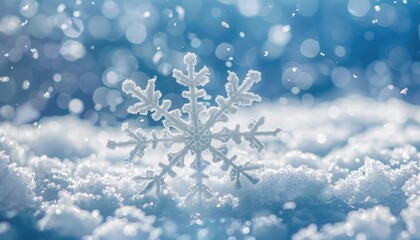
108, 52, 281, 205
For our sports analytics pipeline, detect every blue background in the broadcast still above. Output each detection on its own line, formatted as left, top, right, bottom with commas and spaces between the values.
0, 0, 419, 126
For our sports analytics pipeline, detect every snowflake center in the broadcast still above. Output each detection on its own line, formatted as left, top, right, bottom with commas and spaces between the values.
183, 123, 211, 152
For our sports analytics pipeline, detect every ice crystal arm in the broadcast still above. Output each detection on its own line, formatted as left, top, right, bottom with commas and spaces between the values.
209, 146, 260, 189
172, 52, 210, 126
134, 147, 189, 195
186, 183, 213, 202
132, 170, 165, 196
150, 129, 184, 149
212, 117, 281, 153
107, 123, 149, 162
186, 152, 212, 206
107, 123, 184, 162
205, 71, 262, 127
172, 53, 209, 88
122, 78, 187, 131
229, 162, 261, 189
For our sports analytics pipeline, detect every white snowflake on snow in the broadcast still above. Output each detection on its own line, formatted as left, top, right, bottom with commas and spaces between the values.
108, 52, 280, 204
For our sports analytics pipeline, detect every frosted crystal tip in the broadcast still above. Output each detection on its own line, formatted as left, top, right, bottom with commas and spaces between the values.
184, 52, 197, 65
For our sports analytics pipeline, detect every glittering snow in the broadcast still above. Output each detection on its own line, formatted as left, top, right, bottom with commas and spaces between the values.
1, 96, 420, 239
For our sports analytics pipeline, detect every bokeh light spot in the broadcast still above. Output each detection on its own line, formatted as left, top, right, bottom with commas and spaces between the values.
300, 39, 320, 58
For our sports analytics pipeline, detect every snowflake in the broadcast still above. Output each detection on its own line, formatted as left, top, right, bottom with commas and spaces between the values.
108, 52, 281, 204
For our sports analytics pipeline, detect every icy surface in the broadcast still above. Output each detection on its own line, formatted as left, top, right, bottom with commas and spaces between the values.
1, 96, 420, 239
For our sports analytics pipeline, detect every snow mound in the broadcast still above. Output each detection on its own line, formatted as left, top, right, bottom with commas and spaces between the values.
293, 205, 396, 240
88, 206, 160, 240
38, 203, 102, 238
401, 197, 420, 239
0, 151, 36, 212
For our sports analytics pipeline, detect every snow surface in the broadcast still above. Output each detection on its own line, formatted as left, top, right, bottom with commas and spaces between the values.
0, 96, 420, 239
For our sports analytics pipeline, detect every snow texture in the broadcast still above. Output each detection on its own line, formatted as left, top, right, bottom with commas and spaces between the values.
293, 205, 396, 240
0, 151, 36, 212
107, 52, 280, 205
38, 202, 102, 238
1, 95, 420, 239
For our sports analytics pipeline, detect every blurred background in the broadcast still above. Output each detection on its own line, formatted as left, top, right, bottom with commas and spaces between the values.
0, 0, 419, 127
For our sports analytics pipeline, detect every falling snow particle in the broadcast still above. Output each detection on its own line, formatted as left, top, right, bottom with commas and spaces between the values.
57, 4, 66, 12
320, 52, 325, 56
264, 51, 268, 57
239, 32, 245, 38
22, 80, 30, 90
316, 134, 327, 144
73, 11, 81, 17
53, 73, 62, 82
20, 20, 28, 26
175, 6, 185, 20
143, 11, 151, 18
221, 21, 230, 29
31, 48, 39, 59
69, 98, 84, 114
353, 74, 358, 79
283, 202, 296, 210
0, 76, 10, 82
400, 87, 408, 95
